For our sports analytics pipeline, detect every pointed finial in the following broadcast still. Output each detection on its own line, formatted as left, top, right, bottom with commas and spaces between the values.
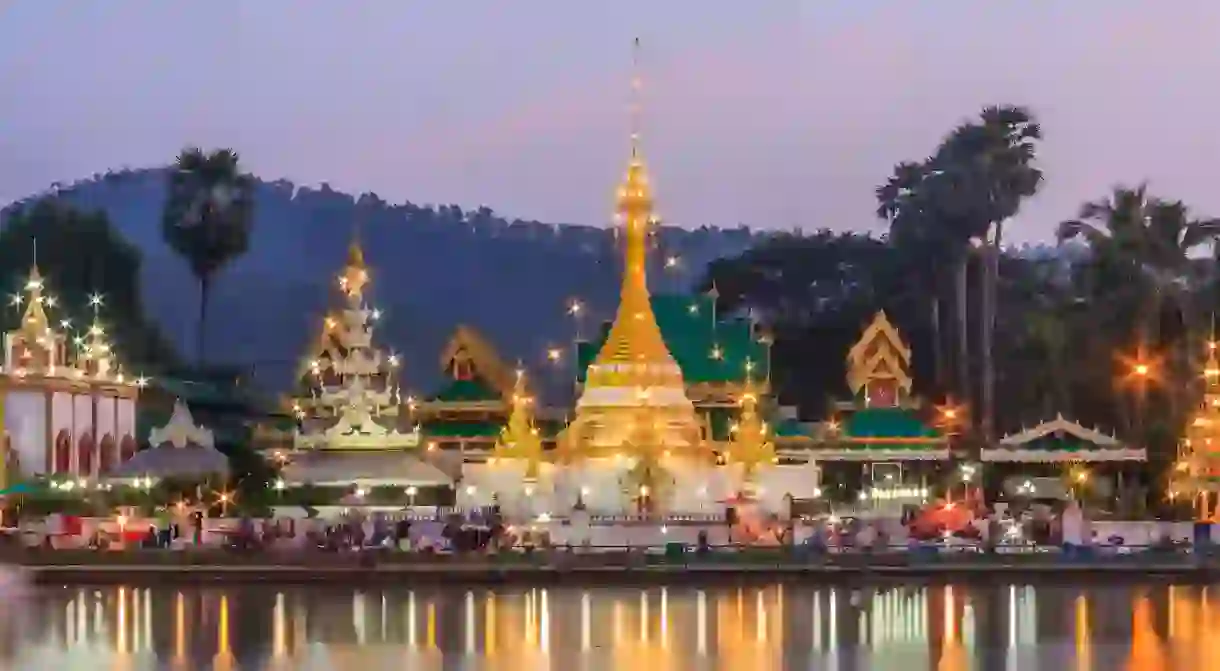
630, 37, 642, 159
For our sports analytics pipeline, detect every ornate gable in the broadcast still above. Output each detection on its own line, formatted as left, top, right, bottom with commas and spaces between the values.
438, 325, 515, 399
984, 414, 1143, 462
846, 311, 913, 405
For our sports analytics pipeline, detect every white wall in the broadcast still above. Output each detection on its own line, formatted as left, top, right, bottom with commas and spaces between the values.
460, 458, 819, 516
5, 389, 46, 474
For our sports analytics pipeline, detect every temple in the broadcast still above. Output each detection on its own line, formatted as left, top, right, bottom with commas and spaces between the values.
0, 264, 143, 481
279, 236, 449, 494
251, 42, 1151, 525
806, 311, 949, 509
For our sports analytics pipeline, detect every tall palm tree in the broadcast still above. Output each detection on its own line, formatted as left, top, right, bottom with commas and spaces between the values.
933, 106, 1043, 442
1058, 184, 1220, 345
877, 161, 952, 392
162, 148, 255, 365
1059, 184, 1220, 458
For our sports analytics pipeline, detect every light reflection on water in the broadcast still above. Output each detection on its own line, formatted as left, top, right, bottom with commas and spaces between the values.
1, 582, 1217, 669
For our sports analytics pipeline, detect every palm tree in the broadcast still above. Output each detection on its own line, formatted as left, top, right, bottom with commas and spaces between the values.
931, 106, 1042, 443
1059, 184, 1220, 460
162, 148, 255, 365
1058, 184, 1220, 346
877, 161, 953, 392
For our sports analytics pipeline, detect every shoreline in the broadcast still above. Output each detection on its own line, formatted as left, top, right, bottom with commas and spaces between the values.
20, 559, 1220, 586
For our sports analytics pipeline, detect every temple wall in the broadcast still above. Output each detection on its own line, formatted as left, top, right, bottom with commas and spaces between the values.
461, 462, 561, 518
5, 390, 46, 474
116, 396, 136, 446
71, 393, 94, 473
460, 458, 821, 516
95, 396, 116, 446
51, 392, 74, 453
754, 463, 823, 512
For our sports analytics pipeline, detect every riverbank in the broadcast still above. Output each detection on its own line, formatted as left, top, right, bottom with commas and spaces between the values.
14, 551, 1220, 585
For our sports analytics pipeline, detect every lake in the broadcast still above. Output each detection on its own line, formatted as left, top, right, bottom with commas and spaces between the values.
0, 581, 1213, 669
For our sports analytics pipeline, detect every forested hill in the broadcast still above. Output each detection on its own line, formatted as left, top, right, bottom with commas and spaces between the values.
5, 169, 763, 397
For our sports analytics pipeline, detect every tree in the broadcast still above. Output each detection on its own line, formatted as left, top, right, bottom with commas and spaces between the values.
161, 148, 255, 365
1058, 184, 1220, 471
931, 106, 1043, 444
0, 199, 178, 371
877, 160, 954, 394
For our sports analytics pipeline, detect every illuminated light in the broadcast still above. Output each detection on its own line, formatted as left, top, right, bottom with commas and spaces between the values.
710, 346, 723, 360
274, 479, 286, 491
406, 486, 418, 496
664, 255, 679, 268
568, 300, 583, 315
465, 485, 477, 496
427, 441, 437, 451
547, 348, 562, 362
371, 309, 382, 320
580, 486, 591, 496
388, 354, 400, 367
1134, 364, 1149, 377
354, 488, 367, 498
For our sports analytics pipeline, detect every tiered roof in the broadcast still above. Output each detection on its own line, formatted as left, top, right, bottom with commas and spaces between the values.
291, 238, 415, 450
2, 264, 145, 391
1172, 340, 1220, 501
817, 311, 948, 460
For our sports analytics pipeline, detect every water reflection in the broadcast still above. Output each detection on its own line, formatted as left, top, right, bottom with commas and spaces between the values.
5, 581, 1220, 669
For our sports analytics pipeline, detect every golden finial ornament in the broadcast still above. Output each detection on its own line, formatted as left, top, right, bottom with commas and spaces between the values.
494, 368, 545, 481
724, 368, 775, 496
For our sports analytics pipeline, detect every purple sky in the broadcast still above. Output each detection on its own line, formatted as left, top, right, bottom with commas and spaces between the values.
3, 1, 1219, 242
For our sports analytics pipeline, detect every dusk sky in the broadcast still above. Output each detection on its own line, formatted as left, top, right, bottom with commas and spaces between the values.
2, 2, 1219, 242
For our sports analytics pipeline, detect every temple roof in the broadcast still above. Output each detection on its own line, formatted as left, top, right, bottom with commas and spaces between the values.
435, 325, 515, 399
838, 407, 941, 442
576, 293, 769, 386
846, 311, 913, 397
279, 450, 452, 486
984, 414, 1142, 462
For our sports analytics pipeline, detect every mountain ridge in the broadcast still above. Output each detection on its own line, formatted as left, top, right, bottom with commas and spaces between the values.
2, 168, 765, 401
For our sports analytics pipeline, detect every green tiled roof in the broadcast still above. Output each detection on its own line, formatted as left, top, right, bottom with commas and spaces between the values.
576, 293, 768, 385
773, 418, 808, 438
427, 376, 502, 403
841, 407, 940, 441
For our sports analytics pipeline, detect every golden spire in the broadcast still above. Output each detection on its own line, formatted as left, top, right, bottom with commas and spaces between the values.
17, 265, 51, 336
339, 230, 369, 299
724, 368, 775, 490
588, 37, 681, 380
493, 368, 545, 481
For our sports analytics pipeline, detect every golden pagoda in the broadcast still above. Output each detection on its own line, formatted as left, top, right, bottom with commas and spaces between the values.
724, 371, 776, 496
492, 368, 545, 483
561, 39, 706, 510
1172, 338, 1220, 519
